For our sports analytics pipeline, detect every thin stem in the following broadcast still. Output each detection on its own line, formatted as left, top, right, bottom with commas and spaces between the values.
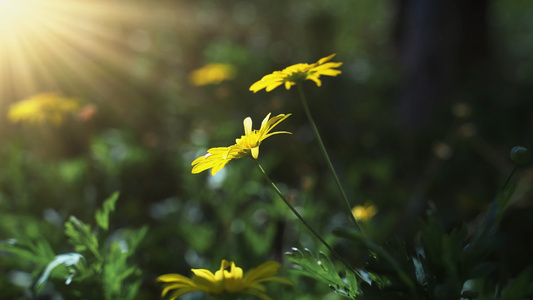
502, 164, 517, 191
296, 83, 361, 230
296, 84, 418, 297
253, 159, 362, 280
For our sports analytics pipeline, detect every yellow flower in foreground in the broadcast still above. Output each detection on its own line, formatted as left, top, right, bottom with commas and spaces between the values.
8, 93, 80, 126
157, 260, 292, 300
191, 113, 291, 175
249, 53, 342, 92
188, 63, 236, 86
352, 202, 378, 222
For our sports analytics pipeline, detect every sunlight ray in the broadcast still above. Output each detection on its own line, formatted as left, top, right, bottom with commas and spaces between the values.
0, 0, 192, 108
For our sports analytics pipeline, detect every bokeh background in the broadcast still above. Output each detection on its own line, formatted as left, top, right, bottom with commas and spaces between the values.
1, 0, 533, 299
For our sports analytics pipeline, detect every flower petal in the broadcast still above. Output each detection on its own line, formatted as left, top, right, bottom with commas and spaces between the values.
191, 268, 217, 282
243, 117, 253, 135
161, 283, 196, 298
259, 113, 272, 133
265, 81, 284, 92
243, 261, 281, 283
157, 273, 194, 283
317, 53, 336, 64
251, 147, 259, 159
306, 74, 322, 87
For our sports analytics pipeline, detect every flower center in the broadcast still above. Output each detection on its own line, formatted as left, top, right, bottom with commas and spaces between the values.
236, 131, 261, 149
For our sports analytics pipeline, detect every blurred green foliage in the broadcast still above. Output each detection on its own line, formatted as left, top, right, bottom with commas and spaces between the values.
0, 0, 533, 299
1, 193, 147, 299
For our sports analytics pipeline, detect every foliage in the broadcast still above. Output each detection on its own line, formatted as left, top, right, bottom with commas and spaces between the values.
0, 0, 533, 299
0, 193, 147, 300
285, 248, 359, 299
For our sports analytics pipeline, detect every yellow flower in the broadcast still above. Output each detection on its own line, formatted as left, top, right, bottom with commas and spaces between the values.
8, 93, 80, 126
249, 54, 342, 92
157, 260, 292, 300
191, 113, 291, 175
188, 63, 236, 86
352, 202, 378, 222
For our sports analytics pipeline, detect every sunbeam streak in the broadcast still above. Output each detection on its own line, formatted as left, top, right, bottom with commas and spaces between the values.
0, 0, 190, 109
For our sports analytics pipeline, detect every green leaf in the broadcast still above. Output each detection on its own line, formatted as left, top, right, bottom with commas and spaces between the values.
0, 236, 56, 270
500, 265, 533, 299
345, 267, 359, 297
102, 226, 148, 300
285, 248, 358, 299
95, 192, 119, 231
64, 216, 101, 261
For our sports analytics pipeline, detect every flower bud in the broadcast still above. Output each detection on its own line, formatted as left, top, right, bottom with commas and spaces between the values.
510, 146, 531, 164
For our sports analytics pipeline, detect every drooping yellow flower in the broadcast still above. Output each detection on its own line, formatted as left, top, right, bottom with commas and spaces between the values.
157, 260, 292, 300
191, 113, 291, 175
249, 54, 342, 93
352, 202, 378, 222
188, 63, 236, 86
8, 93, 80, 126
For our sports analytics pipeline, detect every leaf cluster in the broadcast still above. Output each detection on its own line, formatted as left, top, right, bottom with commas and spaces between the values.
1, 192, 148, 300
285, 247, 359, 299
286, 183, 533, 300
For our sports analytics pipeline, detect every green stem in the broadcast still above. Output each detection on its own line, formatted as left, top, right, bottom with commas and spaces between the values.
253, 159, 362, 280
502, 164, 517, 191
296, 83, 417, 297
296, 83, 361, 230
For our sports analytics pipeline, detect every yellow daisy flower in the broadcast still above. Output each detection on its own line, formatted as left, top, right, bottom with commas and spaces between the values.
157, 260, 292, 300
352, 202, 378, 222
249, 54, 342, 93
191, 113, 291, 175
8, 93, 80, 126
188, 63, 236, 86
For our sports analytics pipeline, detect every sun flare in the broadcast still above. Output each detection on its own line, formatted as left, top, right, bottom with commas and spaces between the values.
0, 0, 33, 31
0, 0, 188, 109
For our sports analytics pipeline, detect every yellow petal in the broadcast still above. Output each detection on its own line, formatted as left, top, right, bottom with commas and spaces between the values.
192, 158, 220, 174
167, 287, 199, 300
243, 117, 253, 135
210, 159, 231, 175
316, 69, 342, 76
161, 283, 196, 298
250, 73, 285, 92
243, 261, 281, 282
191, 269, 217, 282
251, 147, 259, 159
265, 81, 284, 92
306, 74, 322, 87
250, 81, 269, 92
157, 273, 194, 283
317, 53, 336, 64
259, 113, 272, 133
313, 61, 343, 70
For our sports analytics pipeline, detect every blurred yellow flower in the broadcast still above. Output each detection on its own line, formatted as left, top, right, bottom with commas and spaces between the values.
352, 203, 378, 222
157, 259, 292, 300
188, 63, 236, 86
8, 93, 80, 126
249, 54, 342, 92
192, 113, 291, 175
